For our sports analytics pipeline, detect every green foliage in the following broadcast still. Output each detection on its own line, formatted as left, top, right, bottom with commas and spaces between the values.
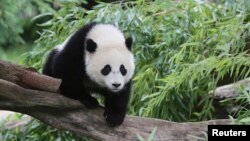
221, 85, 250, 124
2, 0, 250, 140
0, 115, 94, 141
0, 0, 23, 47
26, 0, 250, 122
0, 45, 33, 64
0, 0, 54, 48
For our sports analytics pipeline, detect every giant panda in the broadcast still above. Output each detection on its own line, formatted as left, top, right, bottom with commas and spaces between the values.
42, 22, 135, 126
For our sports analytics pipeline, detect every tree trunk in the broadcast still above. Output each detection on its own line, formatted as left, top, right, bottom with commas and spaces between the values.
0, 60, 239, 141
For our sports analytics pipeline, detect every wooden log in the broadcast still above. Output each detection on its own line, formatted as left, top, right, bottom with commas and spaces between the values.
213, 78, 250, 99
0, 60, 235, 140
0, 79, 233, 140
0, 60, 61, 93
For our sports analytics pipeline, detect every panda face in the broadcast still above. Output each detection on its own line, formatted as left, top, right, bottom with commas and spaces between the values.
84, 24, 135, 92
101, 64, 127, 76
100, 64, 128, 92
85, 47, 134, 92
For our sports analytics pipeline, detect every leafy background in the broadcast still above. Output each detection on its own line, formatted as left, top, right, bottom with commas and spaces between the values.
1, 0, 250, 140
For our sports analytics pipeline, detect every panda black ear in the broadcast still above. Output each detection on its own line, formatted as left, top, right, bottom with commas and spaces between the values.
86, 39, 97, 53
125, 37, 133, 51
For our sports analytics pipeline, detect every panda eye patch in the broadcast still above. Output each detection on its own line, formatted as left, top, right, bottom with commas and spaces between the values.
101, 65, 111, 76
120, 64, 127, 76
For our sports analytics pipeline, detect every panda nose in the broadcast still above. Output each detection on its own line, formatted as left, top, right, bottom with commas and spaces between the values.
112, 83, 121, 88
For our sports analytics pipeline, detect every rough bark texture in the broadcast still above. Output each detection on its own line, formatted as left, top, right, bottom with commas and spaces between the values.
213, 78, 250, 99
0, 60, 61, 93
0, 60, 238, 141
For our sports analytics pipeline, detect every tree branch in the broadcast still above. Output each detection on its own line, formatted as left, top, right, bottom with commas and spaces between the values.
213, 78, 250, 99
0, 60, 236, 140
0, 60, 61, 92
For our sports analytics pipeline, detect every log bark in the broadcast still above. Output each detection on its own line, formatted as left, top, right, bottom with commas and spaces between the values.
213, 78, 250, 99
0, 60, 61, 93
0, 60, 236, 141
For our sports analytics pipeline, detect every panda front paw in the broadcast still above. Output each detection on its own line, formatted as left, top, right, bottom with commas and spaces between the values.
82, 97, 99, 109
104, 111, 125, 127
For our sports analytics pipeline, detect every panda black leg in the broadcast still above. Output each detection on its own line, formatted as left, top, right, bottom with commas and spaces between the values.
104, 90, 130, 127
80, 94, 99, 109
59, 79, 99, 109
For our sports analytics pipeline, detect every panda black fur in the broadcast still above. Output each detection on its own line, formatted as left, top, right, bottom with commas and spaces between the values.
42, 22, 135, 126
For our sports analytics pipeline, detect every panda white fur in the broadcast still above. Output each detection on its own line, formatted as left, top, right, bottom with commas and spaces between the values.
43, 22, 135, 126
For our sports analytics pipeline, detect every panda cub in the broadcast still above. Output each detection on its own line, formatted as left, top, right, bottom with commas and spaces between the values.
43, 22, 135, 126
